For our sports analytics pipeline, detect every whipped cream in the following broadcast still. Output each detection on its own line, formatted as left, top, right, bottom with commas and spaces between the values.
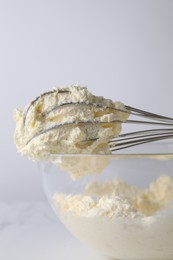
14, 86, 129, 160
53, 175, 173, 259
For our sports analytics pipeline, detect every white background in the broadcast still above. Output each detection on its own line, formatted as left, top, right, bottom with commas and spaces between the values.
1, 0, 173, 201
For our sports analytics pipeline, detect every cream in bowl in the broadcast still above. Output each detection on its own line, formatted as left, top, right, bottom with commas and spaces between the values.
14, 86, 173, 259
42, 148, 173, 260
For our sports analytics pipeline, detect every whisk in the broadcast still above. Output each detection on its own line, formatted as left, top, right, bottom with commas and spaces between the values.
26, 99, 173, 152
109, 106, 173, 152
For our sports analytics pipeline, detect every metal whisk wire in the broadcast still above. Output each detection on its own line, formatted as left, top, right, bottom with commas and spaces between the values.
25, 96, 173, 151
109, 106, 173, 152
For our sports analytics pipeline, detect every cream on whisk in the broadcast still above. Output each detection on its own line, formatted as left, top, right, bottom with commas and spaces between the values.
14, 85, 129, 160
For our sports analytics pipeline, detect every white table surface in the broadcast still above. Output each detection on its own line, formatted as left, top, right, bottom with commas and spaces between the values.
0, 202, 109, 260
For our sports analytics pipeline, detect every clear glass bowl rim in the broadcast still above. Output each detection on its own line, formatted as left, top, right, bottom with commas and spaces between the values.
47, 141, 173, 158
48, 153, 173, 158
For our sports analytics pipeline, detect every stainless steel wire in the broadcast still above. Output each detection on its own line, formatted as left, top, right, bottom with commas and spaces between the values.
109, 106, 173, 151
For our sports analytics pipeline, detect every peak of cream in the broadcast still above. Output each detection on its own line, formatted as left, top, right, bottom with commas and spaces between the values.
14, 85, 129, 160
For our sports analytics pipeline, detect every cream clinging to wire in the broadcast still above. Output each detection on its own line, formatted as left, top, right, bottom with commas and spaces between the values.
14, 85, 129, 159
14, 85, 173, 159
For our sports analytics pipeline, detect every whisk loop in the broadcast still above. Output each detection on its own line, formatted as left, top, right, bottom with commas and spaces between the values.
25, 97, 173, 152
109, 106, 173, 152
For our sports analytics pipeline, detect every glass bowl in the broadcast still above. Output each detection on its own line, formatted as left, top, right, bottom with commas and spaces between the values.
41, 142, 173, 260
